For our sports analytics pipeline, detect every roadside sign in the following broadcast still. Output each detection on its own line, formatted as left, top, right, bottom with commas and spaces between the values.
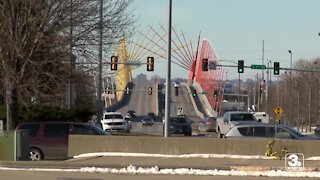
274, 106, 283, 115
273, 106, 283, 120
251, 64, 266, 69
0, 120, 3, 136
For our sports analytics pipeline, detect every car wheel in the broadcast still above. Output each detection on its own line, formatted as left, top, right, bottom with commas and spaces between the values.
217, 129, 223, 138
30, 148, 42, 161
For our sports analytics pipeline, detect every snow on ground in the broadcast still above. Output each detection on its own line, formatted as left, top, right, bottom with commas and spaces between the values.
73, 152, 320, 161
1, 165, 320, 178
73, 152, 275, 160
1, 152, 320, 177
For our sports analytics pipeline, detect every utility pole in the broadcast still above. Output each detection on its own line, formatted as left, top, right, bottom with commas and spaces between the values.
97, 0, 103, 122
164, 0, 172, 137
288, 50, 292, 125
261, 40, 264, 108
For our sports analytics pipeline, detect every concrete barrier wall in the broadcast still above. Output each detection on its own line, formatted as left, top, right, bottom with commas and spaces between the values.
68, 135, 320, 158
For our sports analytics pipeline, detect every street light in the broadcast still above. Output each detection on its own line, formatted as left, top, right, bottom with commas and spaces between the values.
288, 50, 292, 125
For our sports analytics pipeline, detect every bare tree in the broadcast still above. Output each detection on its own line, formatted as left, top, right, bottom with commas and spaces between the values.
0, 0, 135, 129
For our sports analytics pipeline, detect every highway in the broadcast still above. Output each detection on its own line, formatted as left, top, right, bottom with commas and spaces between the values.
109, 81, 214, 137
117, 81, 157, 119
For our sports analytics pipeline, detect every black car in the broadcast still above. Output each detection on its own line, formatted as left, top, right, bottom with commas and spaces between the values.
147, 112, 156, 121
141, 116, 154, 126
169, 117, 192, 136
126, 110, 136, 119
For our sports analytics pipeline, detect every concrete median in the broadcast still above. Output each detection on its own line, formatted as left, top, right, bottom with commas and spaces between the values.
68, 135, 320, 158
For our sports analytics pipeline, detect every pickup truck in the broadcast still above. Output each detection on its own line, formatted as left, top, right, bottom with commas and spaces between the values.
216, 111, 260, 138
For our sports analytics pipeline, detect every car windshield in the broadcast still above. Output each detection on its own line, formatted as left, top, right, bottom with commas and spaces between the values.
105, 114, 123, 119
230, 113, 256, 121
171, 118, 187, 123
281, 125, 304, 137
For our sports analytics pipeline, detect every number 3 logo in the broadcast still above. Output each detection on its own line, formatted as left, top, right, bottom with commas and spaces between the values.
287, 154, 299, 167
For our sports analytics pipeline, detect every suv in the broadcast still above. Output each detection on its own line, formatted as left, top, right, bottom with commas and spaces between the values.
101, 111, 131, 133
15, 122, 109, 161
216, 111, 260, 138
168, 116, 192, 136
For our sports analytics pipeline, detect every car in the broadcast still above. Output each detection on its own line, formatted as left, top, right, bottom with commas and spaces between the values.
15, 122, 110, 161
101, 111, 131, 133
168, 116, 192, 136
126, 110, 136, 119
141, 116, 154, 126
147, 112, 156, 121
198, 116, 217, 132
315, 124, 320, 135
225, 123, 318, 140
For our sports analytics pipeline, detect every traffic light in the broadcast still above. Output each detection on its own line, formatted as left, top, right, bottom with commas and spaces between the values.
105, 87, 110, 94
111, 56, 118, 70
259, 81, 264, 98
238, 60, 244, 73
202, 58, 208, 71
148, 87, 152, 95
192, 89, 197, 97
175, 86, 179, 96
213, 90, 218, 97
147, 57, 154, 71
274, 62, 280, 75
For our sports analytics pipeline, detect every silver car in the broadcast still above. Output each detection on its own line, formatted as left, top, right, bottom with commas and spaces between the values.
225, 123, 318, 140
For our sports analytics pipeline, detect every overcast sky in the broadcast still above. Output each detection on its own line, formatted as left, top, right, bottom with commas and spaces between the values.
130, 0, 320, 80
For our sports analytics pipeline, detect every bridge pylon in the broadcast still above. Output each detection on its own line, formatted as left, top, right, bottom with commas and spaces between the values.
114, 37, 132, 101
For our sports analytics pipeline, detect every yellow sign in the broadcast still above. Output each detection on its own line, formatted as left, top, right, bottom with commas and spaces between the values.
273, 106, 283, 120
274, 106, 283, 115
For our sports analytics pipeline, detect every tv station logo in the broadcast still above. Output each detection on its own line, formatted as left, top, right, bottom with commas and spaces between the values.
285, 153, 304, 170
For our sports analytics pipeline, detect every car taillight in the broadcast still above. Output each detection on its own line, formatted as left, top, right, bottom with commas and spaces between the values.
206, 121, 211, 125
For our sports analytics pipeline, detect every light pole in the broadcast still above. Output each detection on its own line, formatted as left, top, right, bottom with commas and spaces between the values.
164, 0, 172, 137
288, 50, 292, 125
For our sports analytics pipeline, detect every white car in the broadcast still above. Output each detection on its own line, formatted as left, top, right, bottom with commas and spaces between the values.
101, 112, 130, 133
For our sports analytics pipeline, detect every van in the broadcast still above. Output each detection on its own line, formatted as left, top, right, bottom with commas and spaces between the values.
15, 122, 110, 161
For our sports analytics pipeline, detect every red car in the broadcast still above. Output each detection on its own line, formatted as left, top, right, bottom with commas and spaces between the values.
16, 122, 110, 161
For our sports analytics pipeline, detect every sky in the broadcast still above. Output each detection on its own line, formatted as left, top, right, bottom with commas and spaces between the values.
129, 0, 320, 80
2, 152, 320, 177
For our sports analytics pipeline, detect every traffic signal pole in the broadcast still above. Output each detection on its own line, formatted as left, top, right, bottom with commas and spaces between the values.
164, 0, 172, 138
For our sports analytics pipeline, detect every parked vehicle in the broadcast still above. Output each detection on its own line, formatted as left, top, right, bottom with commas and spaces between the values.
141, 116, 154, 126
216, 111, 260, 138
315, 124, 320, 135
15, 122, 109, 161
198, 116, 216, 132
101, 111, 131, 133
168, 116, 192, 136
225, 123, 318, 140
